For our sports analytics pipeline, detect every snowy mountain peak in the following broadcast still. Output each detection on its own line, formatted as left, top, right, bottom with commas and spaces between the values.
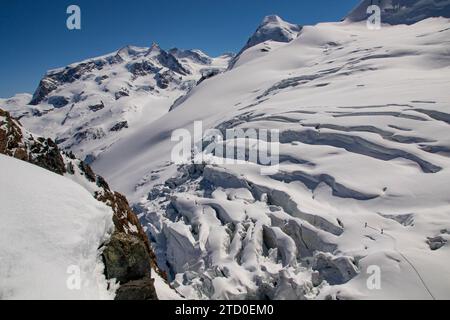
247, 14, 302, 49
147, 42, 162, 55
228, 15, 302, 69
345, 0, 450, 25
4, 41, 232, 164
261, 14, 284, 24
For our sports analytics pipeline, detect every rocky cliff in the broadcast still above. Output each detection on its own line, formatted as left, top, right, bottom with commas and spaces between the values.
0, 108, 161, 300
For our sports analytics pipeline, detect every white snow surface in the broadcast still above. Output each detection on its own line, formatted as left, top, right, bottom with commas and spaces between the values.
93, 18, 450, 300
0, 155, 115, 300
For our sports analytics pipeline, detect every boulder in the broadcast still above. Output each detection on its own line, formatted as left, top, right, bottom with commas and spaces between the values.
115, 277, 158, 300
312, 252, 359, 285
102, 232, 151, 284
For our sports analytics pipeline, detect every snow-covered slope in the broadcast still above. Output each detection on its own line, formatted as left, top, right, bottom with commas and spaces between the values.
90, 16, 450, 300
346, 0, 450, 25
0, 154, 115, 300
0, 108, 168, 300
0, 45, 231, 164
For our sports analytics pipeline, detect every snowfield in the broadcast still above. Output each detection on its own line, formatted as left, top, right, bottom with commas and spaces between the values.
1, 0, 450, 300
92, 18, 450, 300
0, 155, 115, 300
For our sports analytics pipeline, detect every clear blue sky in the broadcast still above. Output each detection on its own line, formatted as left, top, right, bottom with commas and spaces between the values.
0, 0, 358, 98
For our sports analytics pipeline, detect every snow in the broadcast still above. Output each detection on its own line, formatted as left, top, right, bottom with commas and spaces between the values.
244, 15, 301, 50
0, 154, 115, 300
152, 271, 184, 300
0, 45, 231, 165
89, 17, 450, 299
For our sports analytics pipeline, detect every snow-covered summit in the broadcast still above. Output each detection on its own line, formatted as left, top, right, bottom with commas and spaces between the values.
245, 15, 302, 50
345, 0, 450, 25
0, 43, 232, 164
229, 15, 302, 69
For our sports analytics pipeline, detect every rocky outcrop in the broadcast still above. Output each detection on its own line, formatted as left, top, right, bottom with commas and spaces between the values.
115, 277, 158, 300
88, 102, 105, 112
0, 108, 160, 300
102, 232, 152, 283
312, 252, 359, 285
110, 121, 129, 132
115, 88, 130, 100
48, 96, 69, 108
0, 109, 66, 175
30, 78, 58, 105
128, 60, 161, 78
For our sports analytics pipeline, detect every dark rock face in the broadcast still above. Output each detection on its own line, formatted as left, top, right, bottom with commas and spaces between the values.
110, 121, 129, 132
128, 60, 161, 77
102, 232, 151, 283
72, 128, 105, 144
30, 138, 67, 175
115, 277, 158, 300
48, 96, 69, 108
155, 50, 191, 76
427, 235, 447, 250
30, 78, 58, 105
197, 68, 221, 85
88, 102, 105, 112
312, 253, 359, 285
156, 70, 180, 89
0, 109, 66, 175
78, 160, 96, 182
115, 88, 130, 100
